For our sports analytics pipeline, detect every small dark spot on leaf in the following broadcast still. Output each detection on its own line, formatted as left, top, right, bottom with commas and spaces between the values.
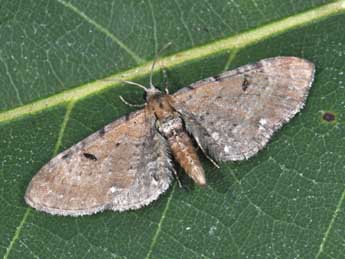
322, 112, 336, 122
115, 142, 121, 147
216, 96, 222, 99
83, 153, 97, 161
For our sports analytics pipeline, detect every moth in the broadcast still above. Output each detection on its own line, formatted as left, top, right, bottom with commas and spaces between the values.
25, 56, 315, 216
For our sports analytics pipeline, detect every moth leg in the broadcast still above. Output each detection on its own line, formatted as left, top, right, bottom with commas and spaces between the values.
119, 95, 145, 108
194, 137, 220, 169
172, 168, 183, 188
162, 68, 169, 94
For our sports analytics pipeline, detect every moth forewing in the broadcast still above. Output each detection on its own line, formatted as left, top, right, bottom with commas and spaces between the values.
172, 56, 315, 161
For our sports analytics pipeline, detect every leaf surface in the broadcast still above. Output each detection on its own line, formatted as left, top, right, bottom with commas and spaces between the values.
1, 1, 345, 258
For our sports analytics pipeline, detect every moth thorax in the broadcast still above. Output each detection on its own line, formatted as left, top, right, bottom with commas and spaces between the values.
157, 116, 183, 138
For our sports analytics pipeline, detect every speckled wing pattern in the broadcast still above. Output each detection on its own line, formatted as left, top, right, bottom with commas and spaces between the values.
172, 57, 315, 161
25, 110, 173, 216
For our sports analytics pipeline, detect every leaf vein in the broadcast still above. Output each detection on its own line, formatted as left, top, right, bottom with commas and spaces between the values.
53, 101, 75, 154
161, 229, 210, 259
3, 208, 30, 259
173, 0, 195, 45
148, 0, 158, 55
56, 0, 144, 64
223, 48, 239, 71
144, 184, 176, 259
315, 186, 345, 258
0, 51, 23, 106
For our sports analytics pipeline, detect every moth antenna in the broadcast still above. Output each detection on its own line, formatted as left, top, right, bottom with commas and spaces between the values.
119, 95, 145, 108
120, 80, 148, 91
149, 42, 173, 89
103, 78, 148, 91
162, 68, 170, 94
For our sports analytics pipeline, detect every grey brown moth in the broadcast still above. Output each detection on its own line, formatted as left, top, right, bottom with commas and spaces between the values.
25, 56, 315, 216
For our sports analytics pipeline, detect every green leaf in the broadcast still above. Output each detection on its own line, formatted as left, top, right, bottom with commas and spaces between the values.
1, 0, 345, 258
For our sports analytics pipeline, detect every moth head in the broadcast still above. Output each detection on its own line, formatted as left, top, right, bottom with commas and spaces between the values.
144, 86, 162, 101
121, 42, 173, 106
117, 80, 161, 108
146, 92, 175, 120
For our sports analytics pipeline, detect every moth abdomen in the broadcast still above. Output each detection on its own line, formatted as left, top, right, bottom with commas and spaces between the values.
149, 94, 207, 186
168, 131, 206, 186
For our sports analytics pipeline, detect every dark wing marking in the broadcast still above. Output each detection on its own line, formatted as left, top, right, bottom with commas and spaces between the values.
25, 109, 173, 216
172, 57, 315, 161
